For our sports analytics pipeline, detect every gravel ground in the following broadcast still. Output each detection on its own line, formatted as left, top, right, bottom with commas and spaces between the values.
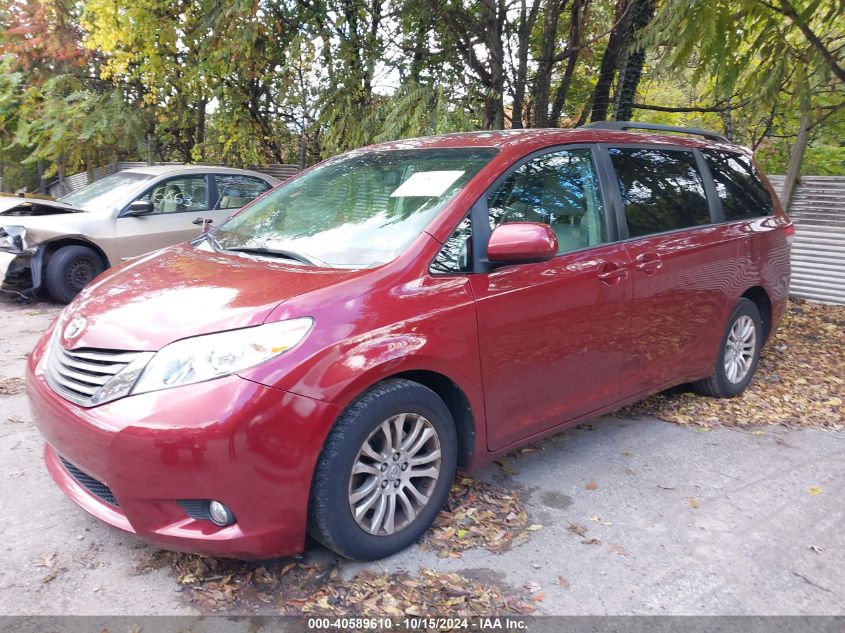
0, 296, 842, 616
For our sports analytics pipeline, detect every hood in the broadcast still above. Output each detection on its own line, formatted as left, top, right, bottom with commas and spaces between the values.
60, 242, 365, 351
0, 196, 81, 216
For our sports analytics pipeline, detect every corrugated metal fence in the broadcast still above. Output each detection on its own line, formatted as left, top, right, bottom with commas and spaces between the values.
769, 175, 845, 305
48, 162, 300, 198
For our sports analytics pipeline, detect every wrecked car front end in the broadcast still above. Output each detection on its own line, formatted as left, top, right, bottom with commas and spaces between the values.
0, 198, 86, 296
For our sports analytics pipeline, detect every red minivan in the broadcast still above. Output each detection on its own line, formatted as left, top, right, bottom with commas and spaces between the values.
26, 122, 792, 560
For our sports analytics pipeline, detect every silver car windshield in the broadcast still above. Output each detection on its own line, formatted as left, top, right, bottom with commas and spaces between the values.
212, 148, 497, 268
59, 172, 154, 211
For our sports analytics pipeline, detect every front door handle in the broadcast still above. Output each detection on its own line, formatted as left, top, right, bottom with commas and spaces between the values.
597, 261, 628, 285
635, 252, 663, 274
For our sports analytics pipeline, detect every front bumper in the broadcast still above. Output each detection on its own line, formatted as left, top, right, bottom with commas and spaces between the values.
26, 336, 341, 559
0, 248, 42, 294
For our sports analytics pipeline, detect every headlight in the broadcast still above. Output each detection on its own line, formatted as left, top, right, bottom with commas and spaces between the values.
0, 225, 28, 252
131, 318, 313, 395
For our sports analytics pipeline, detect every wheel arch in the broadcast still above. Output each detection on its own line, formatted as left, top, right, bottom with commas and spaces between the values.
390, 370, 476, 469
327, 367, 479, 470
741, 285, 773, 343
41, 237, 111, 271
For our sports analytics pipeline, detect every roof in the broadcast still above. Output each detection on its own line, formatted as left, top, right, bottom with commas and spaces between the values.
122, 165, 279, 179
365, 127, 743, 154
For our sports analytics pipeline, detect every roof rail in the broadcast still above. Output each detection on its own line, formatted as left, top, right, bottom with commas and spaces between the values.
582, 121, 728, 143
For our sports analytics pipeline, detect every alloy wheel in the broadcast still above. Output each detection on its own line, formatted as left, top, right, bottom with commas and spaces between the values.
347, 413, 442, 536
723, 314, 757, 384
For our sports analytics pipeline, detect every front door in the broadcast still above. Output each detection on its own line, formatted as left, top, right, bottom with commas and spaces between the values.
470, 147, 632, 451
114, 174, 215, 260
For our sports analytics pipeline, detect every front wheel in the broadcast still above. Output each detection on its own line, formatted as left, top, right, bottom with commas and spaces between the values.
44, 245, 104, 303
308, 379, 457, 560
692, 298, 763, 398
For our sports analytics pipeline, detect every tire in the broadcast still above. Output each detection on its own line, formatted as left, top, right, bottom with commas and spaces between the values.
692, 298, 763, 398
308, 379, 458, 560
44, 245, 104, 304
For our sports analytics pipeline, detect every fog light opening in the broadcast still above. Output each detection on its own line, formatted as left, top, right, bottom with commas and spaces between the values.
208, 500, 236, 527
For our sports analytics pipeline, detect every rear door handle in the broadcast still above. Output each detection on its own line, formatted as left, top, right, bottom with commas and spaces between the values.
597, 261, 628, 285
635, 252, 663, 274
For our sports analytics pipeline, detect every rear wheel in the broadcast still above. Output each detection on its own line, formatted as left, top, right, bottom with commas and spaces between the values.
44, 245, 104, 304
692, 298, 762, 398
308, 379, 457, 560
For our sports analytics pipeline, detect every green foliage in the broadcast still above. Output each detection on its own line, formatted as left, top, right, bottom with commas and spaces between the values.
0, 0, 841, 185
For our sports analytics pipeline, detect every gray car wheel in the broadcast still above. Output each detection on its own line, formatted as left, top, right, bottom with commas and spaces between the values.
308, 379, 457, 560
44, 245, 104, 304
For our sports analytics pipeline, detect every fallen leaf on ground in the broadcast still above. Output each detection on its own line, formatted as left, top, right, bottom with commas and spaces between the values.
0, 377, 25, 396
581, 538, 601, 545
620, 300, 845, 430
526, 524, 543, 531
557, 576, 570, 589
585, 481, 598, 490
419, 474, 530, 557
138, 550, 537, 616
34, 553, 57, 568
567, 523, 587, 537
807, 486, 823, 496
688, 497, 699, 509
610, 543, 629, 556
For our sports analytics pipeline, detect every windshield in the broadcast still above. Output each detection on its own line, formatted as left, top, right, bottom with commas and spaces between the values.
59, 171, 154, 211
211, 148, 497, 268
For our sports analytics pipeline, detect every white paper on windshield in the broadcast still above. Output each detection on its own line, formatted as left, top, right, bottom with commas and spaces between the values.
390, 170, 465, 197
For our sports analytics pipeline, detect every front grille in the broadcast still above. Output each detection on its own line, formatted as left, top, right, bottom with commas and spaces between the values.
45, 343, 143, 407
59, 456, 119, 507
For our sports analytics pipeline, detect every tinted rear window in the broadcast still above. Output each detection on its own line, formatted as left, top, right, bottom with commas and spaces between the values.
703, 150, 773, 220
609, 147, 710, 238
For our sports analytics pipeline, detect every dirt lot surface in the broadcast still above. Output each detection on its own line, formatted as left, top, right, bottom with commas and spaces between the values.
0, 297, 842, 616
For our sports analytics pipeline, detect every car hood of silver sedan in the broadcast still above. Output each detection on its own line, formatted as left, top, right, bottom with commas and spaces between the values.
0, 196, 83, 216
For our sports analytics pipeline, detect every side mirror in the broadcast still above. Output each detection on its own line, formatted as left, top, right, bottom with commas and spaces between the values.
487, 222, 558, 264
124, 200, 154, 217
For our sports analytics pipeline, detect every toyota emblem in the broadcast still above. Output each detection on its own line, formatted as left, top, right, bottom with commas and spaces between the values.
63, 317, 87, 341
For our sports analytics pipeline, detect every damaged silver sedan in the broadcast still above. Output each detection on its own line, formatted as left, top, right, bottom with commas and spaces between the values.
0, 165, 279, 303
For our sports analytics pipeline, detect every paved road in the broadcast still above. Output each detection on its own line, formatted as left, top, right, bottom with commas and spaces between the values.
0, 298, 842, 615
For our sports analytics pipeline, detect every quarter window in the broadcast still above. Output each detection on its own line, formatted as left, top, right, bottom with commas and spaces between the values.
487, 148, 606, 254
609, 147, 709, 238
702, 150, 773, 220
431, 215, 473, 274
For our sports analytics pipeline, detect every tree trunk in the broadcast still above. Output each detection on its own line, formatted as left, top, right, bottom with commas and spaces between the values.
613, 0, 654, 121
781, 110, 811, 211
195, 97, 207, 160
589, 0, 629, 122
532, 0, 567, 127
484, 0, 507, 129
549, 0, 587, 126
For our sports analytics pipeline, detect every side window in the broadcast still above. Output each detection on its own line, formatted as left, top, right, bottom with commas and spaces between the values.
609, 148, 709, 238
215, 175, 271, 210
431, 215, 472, 274
702, 150, 773, 220
487, 148, 606, 254
136, 175, 209, 214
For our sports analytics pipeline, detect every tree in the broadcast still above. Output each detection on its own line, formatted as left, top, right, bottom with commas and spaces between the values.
645, 0, 845, 205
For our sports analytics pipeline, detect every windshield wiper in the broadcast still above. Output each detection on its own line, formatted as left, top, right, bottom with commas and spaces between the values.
224, 246, 331, 268
193, 232, 222, 252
